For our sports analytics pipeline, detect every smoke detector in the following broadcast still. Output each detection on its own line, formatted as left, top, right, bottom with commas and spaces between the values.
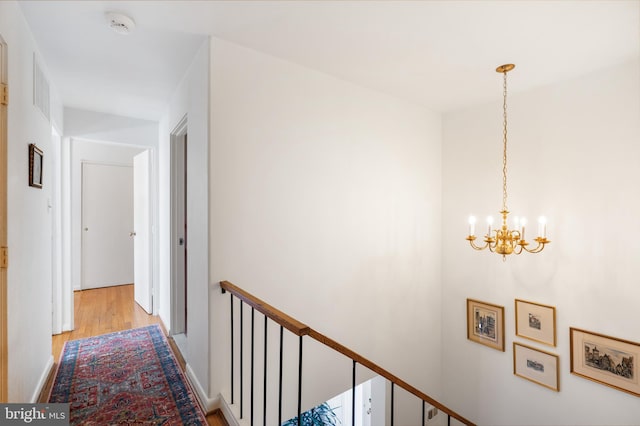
105, 12, 136, 35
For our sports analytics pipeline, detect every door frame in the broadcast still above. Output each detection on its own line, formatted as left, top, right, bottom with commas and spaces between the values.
170, 115, 187, 335
51, 126, 63, 335
0, 34, 9, 402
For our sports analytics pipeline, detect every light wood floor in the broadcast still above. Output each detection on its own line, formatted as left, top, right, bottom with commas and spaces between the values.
42, 284, 227, 426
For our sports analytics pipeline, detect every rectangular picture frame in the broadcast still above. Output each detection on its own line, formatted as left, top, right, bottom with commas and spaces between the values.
513, 342, 559, 391
28, 143, 43, 188
570, 327, 640, 397
515, 299, 556, 346
467, 298, 505, 352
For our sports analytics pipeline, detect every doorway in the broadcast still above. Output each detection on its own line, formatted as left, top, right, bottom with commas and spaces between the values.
53, 139, 156, 352
79, 151, 153, 316
170, 117, 187, 341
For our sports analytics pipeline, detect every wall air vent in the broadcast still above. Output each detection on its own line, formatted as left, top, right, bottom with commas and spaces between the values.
33, 54, 50, 122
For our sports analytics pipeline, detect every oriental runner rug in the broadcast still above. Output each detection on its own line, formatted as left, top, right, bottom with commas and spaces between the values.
49, 325, 207, 425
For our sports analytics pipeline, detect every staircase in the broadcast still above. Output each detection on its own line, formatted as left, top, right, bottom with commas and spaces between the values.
219, 280, 474, 426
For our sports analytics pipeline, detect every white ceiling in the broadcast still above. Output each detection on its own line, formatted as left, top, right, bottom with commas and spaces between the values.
19, 1, 640, 121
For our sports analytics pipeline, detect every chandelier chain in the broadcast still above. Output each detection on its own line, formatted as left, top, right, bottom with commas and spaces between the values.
502, 70, 508, 212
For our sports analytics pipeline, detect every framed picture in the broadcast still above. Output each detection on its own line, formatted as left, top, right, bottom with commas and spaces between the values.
28, 143, 43, 188
466, 298, 505, 351
570, 327, 640, 397
513, 342, 559, 391
515, 299, 556, 346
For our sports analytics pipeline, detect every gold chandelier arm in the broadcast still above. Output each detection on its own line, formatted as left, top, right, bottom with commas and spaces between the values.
466, 236, 493, 251
519, 238, 551, 254
513, 243, 524, 255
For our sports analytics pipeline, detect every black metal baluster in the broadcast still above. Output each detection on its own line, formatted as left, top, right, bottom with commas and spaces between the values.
448, 414, 451, 426
422, 400, 425, 426
240, 301, 244, 419
230, 295, 234, 405
352, 360, 356, 426
263, 315, 267, 426
390, 382, 395, 426
297, 336, 303, 426
251, 307, 255, 426
278, 325, 283, 426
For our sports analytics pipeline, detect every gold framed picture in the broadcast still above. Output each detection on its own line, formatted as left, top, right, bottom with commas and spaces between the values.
466, 298, 505, 352
570, 327, 640, 397
515, 299, 556, 346
28, 143, 43, 188
513, 342, 559, 391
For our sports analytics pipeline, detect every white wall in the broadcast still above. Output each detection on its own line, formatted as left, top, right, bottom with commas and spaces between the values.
208, 38, 443, 424
65, 107, 158, 148
0, 1, 63, 402
442, 59, 640, 425
157, 39, 210, 397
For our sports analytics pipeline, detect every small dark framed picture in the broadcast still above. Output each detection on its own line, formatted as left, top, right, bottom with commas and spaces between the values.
467, 298, 505, 351
29, 143, 43, 188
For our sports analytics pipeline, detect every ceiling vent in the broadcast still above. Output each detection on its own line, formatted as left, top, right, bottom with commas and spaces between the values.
105, 12, 136, 35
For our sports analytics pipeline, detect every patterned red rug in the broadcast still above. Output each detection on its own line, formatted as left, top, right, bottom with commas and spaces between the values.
49, 325, 207, 425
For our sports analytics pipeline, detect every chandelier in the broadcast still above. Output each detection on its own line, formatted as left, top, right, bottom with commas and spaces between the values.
466, 64, 550, 260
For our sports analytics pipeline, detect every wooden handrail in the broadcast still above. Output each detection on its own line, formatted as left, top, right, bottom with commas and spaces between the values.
220, 280, 475, 426
308, 330, 475, 426
220, 281, 310, 336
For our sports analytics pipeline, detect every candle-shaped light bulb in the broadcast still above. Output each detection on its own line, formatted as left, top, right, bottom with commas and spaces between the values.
520, 217, 527, 241
468, 215, 476, 236
538, 216, 547, 238
487, 216, 494, 236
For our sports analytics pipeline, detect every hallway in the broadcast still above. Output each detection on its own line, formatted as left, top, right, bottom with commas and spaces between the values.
40, 285, 226, 426
50, 285, 161, 363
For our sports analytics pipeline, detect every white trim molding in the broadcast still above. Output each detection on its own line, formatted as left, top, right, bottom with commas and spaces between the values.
185, 363, 218, 414
31, 355, 54, 403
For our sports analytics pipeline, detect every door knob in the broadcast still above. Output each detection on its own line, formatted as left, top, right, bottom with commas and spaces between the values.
84, 227, 88, 231
130, 232, 136, 237
179, 238, 184, 246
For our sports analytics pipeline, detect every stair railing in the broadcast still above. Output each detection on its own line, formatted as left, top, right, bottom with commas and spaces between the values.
220, 280, 475, 426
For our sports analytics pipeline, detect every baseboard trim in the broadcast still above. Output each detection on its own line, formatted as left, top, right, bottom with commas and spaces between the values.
217, 393, 240, 426
61, 321, 72, 333
185, 363, 218, 414
31, 355, 54, 403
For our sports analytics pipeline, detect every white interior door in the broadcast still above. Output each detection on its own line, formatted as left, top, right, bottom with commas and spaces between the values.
81, 163, 133, 289
133, 151, 151, 313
